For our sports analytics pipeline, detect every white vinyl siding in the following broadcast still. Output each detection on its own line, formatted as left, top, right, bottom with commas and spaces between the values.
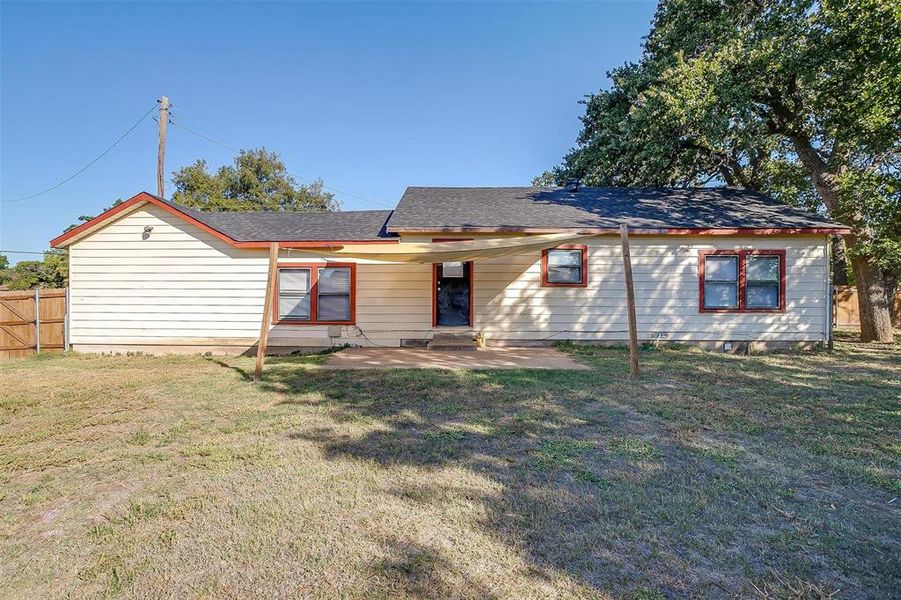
474, 236, 826, 342
69, 206, 269, 344
67, 203, 432, 350
67, 203, 829, 352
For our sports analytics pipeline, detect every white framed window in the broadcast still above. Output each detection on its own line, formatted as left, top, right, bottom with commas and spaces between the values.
277, 268, 311, 321
699, 250, 785, 312
746, 255, 781, 309
703, 255, 739, 309
316, 266, 352, 322
542, 245, 588, 287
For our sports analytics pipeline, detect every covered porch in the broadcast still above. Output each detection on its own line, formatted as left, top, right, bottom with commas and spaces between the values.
256, 231, 641, 380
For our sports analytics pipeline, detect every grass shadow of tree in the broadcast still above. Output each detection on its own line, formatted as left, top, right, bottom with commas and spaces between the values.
241, 342, 899, 596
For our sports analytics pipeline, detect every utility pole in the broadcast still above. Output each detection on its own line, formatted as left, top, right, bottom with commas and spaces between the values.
156, 96, 170, 198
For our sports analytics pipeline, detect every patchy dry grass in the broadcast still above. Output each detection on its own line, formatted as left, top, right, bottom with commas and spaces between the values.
1, 330, 899, 598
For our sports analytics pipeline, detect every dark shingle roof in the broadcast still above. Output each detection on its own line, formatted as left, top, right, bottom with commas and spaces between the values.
156, 197, 394, 241
145, 186, 845, 242
386, 186, 844, 231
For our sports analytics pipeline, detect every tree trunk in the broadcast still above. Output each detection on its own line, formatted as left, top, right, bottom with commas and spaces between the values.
831, 236, 851, 286
849, 251, 894, 342
789, 135, 893, 342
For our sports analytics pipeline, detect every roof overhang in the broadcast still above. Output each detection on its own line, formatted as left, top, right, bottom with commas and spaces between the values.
51, 191, 850, 249
386, 226, 851, 235
50, 191, 400, 249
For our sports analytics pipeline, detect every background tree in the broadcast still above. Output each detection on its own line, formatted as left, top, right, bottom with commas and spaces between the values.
541, 0, 900, 342
0, 250, 68, 290
171, 148, 338, 212
0, 253, 9, 288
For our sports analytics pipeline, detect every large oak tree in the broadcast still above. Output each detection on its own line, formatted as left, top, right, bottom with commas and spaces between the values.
542, 0, 900, 342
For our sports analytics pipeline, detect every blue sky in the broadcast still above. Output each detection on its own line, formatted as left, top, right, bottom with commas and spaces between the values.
0, 1, 655, 260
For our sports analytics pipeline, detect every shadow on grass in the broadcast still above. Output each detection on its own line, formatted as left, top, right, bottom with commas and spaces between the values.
225, 342, 900, 596
367, 535, 499, 598
206, 358, 252, 382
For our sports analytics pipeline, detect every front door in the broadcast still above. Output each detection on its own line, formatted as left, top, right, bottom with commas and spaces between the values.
434, 262, 472, 327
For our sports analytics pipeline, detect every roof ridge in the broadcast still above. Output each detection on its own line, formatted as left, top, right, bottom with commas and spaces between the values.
193, 209, 393, 215
403, 185, 766, 192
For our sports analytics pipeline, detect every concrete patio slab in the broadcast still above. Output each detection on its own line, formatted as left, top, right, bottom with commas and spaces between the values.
321, 347, 590, 370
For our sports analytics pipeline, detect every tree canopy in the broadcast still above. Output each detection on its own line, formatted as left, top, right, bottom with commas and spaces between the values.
0, 251, 68, 290
541, 0, 900, 341
171, 148, 338, 212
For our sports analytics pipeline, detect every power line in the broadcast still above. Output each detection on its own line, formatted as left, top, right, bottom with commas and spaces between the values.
0, 249, 50, 255
172, 121, 241, 154
169, 106, 392, 202
169, 113, 395, 210
1, 104, 158, 204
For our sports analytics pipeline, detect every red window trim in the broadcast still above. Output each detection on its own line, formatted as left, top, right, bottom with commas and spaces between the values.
698, 249, 786, 313
541, 244, 589, 287
272, 262, 357, 325
431, 238, 474, 328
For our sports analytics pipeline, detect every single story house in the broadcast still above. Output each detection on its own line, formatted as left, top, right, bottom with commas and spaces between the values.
50, 186, 848, 354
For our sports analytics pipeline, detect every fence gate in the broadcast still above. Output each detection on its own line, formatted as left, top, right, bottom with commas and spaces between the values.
0, 288, 67, 360
833, 285, 901, 328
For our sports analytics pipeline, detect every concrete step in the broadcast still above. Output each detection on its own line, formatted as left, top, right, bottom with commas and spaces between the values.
431, 332, 475, 344
428, 332, 478, 352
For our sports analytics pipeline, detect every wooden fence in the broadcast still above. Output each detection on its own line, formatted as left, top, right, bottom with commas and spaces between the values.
834, 285, 901, 328
0, 288, 68, 360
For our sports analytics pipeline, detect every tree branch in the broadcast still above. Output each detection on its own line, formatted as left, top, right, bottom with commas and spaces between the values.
789, 131, 840, 213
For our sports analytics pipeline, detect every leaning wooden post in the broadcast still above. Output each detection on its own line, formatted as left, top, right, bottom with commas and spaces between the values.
619, 224, 639, 381
254, 243, 279, 383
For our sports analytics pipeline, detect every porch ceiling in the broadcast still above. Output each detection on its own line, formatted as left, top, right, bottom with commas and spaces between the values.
296, 233, 590, 263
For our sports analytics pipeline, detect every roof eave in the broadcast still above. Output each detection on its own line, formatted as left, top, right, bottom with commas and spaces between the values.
51, 191, 248, 249
387, 225, 850, 235
51, 192, 167, 248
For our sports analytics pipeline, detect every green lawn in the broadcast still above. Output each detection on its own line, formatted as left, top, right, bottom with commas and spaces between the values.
1, 332, 898, 598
